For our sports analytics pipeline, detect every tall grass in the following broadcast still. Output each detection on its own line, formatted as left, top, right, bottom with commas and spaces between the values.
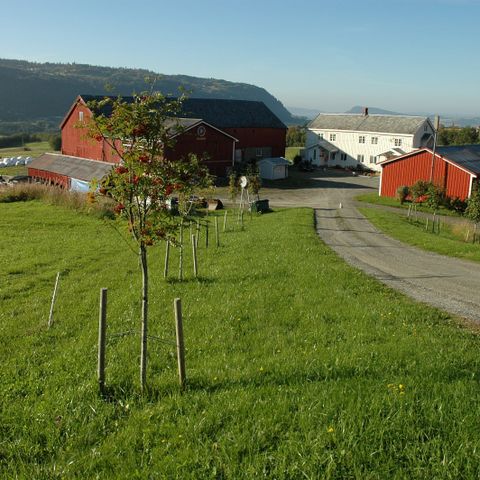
0, 183, 115, 219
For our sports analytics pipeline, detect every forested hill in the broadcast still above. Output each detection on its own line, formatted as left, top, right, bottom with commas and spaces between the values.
0, 58, 297, 128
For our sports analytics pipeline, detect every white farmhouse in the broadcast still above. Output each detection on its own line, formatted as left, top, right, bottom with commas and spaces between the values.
305, 108, 435, 171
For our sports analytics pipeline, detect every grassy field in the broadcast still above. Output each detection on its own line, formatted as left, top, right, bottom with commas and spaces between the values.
359, 207, 480, 263
0, 141, 54, 176
356, 192, 462, 217
2, 201, 480, 478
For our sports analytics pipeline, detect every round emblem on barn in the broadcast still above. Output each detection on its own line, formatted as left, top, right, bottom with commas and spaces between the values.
197, 125, 206, 137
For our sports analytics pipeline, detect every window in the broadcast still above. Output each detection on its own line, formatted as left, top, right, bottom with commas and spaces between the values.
369, 155, 377, 164
424, 125, 428, 131
394, 138, 402, 146
318, 133, 324, 139
329, 133, 336, 141
371, 137, 378, 145
79, 111, 84, 122
256, 147, 263, 157
313, 149, 317, 160
359, 135, 366, 144
331, 152, 336, 160
357, 154, 365, 163
341, 153, 347, 161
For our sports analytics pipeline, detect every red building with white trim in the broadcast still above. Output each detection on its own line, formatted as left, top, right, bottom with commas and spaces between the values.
379, 146, 480, 200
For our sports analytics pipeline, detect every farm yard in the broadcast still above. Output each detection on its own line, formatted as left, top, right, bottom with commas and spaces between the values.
2, 199, 480, 478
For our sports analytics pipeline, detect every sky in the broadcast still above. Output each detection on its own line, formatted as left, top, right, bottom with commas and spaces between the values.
2, 0, 480, 115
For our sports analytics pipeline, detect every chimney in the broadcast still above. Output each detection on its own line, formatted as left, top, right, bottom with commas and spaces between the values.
363, 107, 369, 116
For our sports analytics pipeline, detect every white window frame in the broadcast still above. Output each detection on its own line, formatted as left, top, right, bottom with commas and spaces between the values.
357, 154, 365, 163
371, 137, 378, 145
369, 155, 377, 164
79, 111, 84, 122
394, 138, 402, 146
256, 147, 263, 157
329, 133, 336, 141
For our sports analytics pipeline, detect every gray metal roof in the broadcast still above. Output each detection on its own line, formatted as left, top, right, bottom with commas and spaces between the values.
308, 113, 427, 134
29, 153, 114, 181
436, 145, 480, 175
79, 95, 286, 129
258, 157, 290, 166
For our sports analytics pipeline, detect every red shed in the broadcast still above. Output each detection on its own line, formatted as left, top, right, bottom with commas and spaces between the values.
379, 146, 480, 200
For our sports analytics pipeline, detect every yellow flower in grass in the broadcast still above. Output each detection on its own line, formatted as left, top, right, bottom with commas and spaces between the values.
327, 426, 334, 433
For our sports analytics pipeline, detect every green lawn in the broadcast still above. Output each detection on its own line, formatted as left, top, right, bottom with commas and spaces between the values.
2, 202, 480, 478
359, 207, 480, 262
356, 192, 462, 217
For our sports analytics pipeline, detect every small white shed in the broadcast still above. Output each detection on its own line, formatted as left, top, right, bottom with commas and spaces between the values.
258, 157, 290, 180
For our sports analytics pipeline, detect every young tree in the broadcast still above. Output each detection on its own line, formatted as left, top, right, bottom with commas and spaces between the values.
86, 92, 210, 390
465, 183, 480, 242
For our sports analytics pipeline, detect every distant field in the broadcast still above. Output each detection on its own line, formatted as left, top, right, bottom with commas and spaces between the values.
0, 141, 55, 176
1, 201, 480, 478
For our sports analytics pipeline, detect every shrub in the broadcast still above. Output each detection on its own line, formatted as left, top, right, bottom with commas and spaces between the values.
293, 154, 302, 166
396, 185, 410, 204
410, 180, 429, 203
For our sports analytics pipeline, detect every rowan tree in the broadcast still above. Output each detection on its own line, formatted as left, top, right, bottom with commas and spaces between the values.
85, 92, 211, 390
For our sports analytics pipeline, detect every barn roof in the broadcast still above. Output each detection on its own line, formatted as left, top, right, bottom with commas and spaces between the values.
308, 113, 427, 134
77, 95, 286, 130
379, 145, 480, 176
436, 145, 480, 175
29, 153, 113, 182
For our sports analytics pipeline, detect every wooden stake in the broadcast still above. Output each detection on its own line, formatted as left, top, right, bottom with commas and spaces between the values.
425, 218, 429, 231
164, 240, 170, 278
223, 210, 228, 232
196, 221, 200, 248
215, 217, 220, 247
191, 234, 198, 277
48, 272, 60, 328
240, 210, 244, 230
174, 298, 186, 388
205, 221, 209, 248
179, 219, 184, 281
98, 288, 107, 395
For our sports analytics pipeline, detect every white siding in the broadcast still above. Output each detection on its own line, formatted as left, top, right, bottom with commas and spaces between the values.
307, 128, 416, 171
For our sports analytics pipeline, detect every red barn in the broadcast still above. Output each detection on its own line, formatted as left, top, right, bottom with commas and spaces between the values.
379, 146, 480, 200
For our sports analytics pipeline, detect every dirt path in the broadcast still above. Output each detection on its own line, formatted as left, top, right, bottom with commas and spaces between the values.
220, 169, 480, 322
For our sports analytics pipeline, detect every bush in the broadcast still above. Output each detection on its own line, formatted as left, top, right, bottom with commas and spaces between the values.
49, 134, 62, 151
293, 154, 302, 166
396, 185, 410, 204
410, 180, 429, 203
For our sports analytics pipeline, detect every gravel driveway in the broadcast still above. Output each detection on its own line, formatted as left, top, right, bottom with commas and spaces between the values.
257, 170, 480, 323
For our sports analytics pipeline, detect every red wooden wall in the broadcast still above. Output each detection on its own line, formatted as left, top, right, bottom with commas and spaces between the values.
381, 150, 473, 200
61, 102, 120, 163
28, 168, 70, 189
224, 127, 286, 158
165, 124, 234, 176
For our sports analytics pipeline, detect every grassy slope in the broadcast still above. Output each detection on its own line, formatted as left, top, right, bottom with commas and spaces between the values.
284, 146, 303, 161
1, 202, 480, 478
359, 207, 480, 263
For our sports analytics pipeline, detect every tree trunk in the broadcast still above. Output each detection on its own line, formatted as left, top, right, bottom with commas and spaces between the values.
140, 243, 148, 391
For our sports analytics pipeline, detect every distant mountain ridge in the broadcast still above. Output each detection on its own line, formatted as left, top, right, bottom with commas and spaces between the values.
0, 58, 299, 130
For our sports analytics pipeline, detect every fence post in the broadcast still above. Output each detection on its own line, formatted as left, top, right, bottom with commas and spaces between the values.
223, 210, 228, 232
164, 240, 170, 278
48, 272, 61, 328
191, 234, 198, 277
174, 298, 186, 388
205, 221, 209, 248
215, 217, 220, 247
98, 288, 107, 395
196, 221, 200, 248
